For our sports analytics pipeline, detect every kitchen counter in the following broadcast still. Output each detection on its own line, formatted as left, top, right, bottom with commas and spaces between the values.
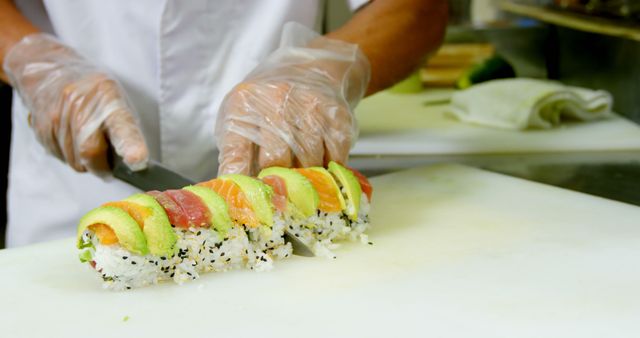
351, 89, 640, 207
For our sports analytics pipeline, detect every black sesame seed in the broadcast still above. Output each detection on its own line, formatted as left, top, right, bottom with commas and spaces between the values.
126, 286, 131, 290
294, 233, 300, 237
226, 258, 231, 262
122, 256, 128, 260
210, 259, 215, 263
131, 261, 137, 265
197, 231, 201, 236
368, 242, 373, 245
170, 273, 175, 278
220, 252, 225, 257
187, 272, 192, 276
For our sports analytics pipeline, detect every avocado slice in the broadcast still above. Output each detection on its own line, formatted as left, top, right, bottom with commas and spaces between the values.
328, 161, 362, 221
183, 185, 233, 236
123, 193, 177, 256
258, 167, 319, 218
219, 174, 274, 227
307, 166, 346, 210
76, 206, 149, 255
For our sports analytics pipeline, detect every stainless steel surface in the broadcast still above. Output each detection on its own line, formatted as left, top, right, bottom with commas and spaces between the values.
351, 151, 640, 207
552, 26, 640, 123
112, 154, 194, 192
487, 161, 640, 207
445, 25, 550, 79
283, 231, 315, 257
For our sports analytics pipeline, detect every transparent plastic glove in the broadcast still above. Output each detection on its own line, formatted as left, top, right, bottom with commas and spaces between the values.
3, 33, 149, 174
216, 22, 370, 175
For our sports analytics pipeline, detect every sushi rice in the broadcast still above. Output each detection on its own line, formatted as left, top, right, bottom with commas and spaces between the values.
80, 225, 282, 291
274, 192, 371, 259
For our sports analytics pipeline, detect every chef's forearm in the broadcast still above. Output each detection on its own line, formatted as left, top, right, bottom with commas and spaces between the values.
0, 0, 39, 83
326, 0, 448, 96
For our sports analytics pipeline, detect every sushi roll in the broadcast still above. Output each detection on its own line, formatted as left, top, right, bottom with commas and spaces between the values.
77, 193, 177, 290
146, 187, 252, 280
328, 162, 372, 243
196, 174, 292, 269
77, 187, 253, 290
258, 161, 373, 257
76, 163, 372, 290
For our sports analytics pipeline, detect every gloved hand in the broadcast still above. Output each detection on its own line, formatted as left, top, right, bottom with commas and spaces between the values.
3, 33, 148, 173
216, 23, 370, 175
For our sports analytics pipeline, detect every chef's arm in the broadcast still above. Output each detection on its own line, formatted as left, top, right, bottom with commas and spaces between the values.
326, 0, 448, 96
0, 0, 39, 83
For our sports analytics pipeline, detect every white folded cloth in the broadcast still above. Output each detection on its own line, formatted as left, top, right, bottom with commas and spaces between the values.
448, 78, 613, 130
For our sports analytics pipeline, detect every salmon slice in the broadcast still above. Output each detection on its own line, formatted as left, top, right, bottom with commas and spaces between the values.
103, 201, 152, 229
198, 179, 260, 228
295, 168, 343, 213
89, 223, 118, 245
347, 166, 373, 200
261, 175, 288, 212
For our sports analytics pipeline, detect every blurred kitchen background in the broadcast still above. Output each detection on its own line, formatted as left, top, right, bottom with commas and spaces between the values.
2, 0, 640, 247
338, 0, 640, 205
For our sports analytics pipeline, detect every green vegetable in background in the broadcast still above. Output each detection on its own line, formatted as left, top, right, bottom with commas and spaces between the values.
456, 55, 516, 89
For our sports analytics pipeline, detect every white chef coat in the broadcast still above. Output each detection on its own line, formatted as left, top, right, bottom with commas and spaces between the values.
7, 0, 367, 247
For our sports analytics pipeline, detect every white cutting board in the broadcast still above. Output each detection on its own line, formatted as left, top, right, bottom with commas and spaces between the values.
352, 90, 640, 155
2, 164, 640, 338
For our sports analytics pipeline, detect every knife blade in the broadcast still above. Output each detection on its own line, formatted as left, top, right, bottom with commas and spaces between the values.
112, 152, 195, 191
283, 231, 315, 257
111, 152, 315, 256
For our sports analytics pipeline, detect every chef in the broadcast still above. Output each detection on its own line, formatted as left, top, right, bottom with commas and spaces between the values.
0, 0, 447, 247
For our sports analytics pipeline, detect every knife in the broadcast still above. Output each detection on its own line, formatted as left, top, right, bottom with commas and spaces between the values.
111, 152, 315, 257
112, 153, 194, 191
